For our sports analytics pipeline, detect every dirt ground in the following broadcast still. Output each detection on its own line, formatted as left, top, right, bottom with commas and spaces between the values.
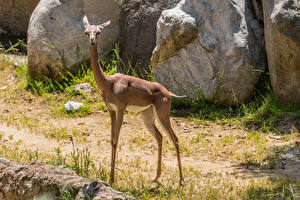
0, 54, 299, 198
1, 104, 299, 175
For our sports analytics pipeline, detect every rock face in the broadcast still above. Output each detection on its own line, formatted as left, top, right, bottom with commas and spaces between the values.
119, 0, 180, 72
151, 0, 267, 104
0, 0, 39, 36
27, 0, 119, 79
0, 158, 132, 200
262, 0, 300, 103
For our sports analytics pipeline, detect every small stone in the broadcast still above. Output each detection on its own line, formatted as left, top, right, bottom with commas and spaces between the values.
73, 83, 92, 95
64, 101, 84, 113
177, 122, 185, 127
270, 135, 281, 140
0, 86, 7, 90
183, 128, 191, 133
204, 138, 210, 142
280, 160, 287, 169
123, 120, 129, 125
2, 109, 9, 113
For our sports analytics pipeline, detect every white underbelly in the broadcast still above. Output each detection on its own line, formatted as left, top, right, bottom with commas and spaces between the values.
107, 103, 118, 111
126, 105, 151, 112
107, 103, 151, 113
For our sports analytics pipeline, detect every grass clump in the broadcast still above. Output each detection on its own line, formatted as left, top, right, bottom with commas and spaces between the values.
173, 83, 300, 132
58, 185, 76, 200
16, 64, 97, 97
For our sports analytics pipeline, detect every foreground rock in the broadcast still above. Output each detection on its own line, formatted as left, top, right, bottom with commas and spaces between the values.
262, 0, 300, 103
0, 158, 132, 200
119, 0, 180, 71
27, 0, 119, 80
152, 0, 267, 104
0, 0, 39, 36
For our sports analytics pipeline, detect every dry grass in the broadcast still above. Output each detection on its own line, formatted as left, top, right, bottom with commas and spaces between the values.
0, 54, 299, 199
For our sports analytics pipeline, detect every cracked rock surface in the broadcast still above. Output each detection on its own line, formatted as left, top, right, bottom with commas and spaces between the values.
0, 158, 132, 200
152, 0, 267, 104
263, 0, 300, 103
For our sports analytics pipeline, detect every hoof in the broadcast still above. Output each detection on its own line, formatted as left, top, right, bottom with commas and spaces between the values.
152, 178, 159, 184
179, 178, 184, 187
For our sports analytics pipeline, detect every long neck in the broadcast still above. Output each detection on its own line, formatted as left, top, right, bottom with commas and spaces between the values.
90, 43, 109, 92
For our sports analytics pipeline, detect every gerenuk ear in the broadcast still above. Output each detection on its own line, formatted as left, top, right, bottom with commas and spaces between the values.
83, 15, 90, 27
99, 20, 111, 29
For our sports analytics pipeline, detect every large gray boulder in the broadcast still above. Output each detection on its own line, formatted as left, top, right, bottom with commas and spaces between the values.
151, 0, 267, 104
0, 158, 132, 200
27, 0, 119, 79
262, 0, 300, 103
119, 0, 180, 72
0, 0, 39, 36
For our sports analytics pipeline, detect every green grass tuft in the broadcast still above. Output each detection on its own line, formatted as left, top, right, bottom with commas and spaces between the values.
173, 83, 300, 132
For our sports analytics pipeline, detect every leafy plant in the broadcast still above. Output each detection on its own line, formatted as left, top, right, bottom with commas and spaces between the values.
53, 147, 67, 166
58, 185, 76, 200
69, 138, 92, 178
2, 39, 27, 54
